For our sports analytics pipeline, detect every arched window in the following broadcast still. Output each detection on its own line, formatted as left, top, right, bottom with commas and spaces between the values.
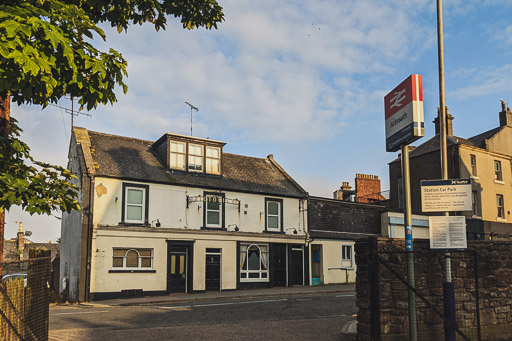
112, 248, 153, 269
240, 243, 268, 281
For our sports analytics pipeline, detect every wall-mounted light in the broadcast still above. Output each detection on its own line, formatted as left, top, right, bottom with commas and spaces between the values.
151, 219, 161, 228
286, 228, 297, 235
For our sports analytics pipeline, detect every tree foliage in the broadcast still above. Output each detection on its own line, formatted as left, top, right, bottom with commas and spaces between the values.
0, 117, 80, 214
0, 0, 224, 110
0, 0, 223, 217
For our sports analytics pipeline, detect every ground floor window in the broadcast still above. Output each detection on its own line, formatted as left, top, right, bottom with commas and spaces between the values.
240, 243, 269, 281
112, 248, 153, 269
341, 245, 353, 269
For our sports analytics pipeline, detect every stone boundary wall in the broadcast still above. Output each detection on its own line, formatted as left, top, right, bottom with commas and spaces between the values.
355, 238, 512, 341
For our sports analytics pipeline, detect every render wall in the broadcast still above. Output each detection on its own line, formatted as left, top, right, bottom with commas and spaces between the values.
59, 140, 85, 302
90, 228, 305, 294
458, 145, 512, 226
309, 239, 356, 284
91, 177, 307, 235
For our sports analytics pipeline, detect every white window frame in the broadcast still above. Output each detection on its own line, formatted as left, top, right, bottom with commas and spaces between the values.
170, 141, 186, 170
205, 194, 223, 228
497, 194, 505, 219
206, 146, 221, 174
112, 248, 153, 269
125, 186, 146, 224
188, 144, 204, 172
239, 244, 269, 282
341, 245, 353, 269
266, 200, 281, 231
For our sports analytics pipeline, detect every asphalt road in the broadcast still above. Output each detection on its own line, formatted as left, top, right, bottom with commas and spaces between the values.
49, 292, 357, 340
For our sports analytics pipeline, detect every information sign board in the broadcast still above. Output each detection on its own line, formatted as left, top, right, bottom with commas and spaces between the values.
421, 179, 472, 212
429, 216, 467, 250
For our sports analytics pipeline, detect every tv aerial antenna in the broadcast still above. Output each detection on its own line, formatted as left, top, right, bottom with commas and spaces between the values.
50, 97, 91, 130
185, 102, 198, 136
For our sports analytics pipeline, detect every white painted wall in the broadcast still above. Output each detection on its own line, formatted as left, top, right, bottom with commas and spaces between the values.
310, 240, 356, 285
89, 220, 307, 294
91, 177, 307, 235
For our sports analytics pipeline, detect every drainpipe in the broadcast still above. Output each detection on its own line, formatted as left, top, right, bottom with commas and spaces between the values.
84, 174, 94, 302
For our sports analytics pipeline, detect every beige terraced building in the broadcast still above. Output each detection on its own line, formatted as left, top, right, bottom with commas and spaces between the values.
389, 102, 512, 238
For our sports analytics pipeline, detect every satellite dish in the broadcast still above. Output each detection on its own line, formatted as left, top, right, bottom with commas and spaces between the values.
24, 231, 32, 237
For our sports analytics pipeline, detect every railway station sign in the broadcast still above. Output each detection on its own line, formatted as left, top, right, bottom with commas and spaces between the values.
384, 74, 425, 152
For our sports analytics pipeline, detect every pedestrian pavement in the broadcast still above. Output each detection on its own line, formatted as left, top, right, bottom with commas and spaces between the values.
77, 283, 356, 307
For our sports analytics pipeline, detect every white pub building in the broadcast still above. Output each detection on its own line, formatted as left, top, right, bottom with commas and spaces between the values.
60, 128, 308, 301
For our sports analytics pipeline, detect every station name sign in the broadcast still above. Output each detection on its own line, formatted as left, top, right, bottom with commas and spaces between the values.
384, 74, 425, 152
421, 179, 472, 212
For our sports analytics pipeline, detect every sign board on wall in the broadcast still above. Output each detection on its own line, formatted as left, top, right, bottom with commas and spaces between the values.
429, 216, 467, 250
421, 179, 472, 212
384, 74, 425, 152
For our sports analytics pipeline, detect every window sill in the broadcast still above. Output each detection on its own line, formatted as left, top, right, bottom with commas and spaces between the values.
119, 222, 150, 227
496, 218, 507, 222
109, 269, 156, 273
494, 180, 505, 185
201, 226, 227, 231
470, 175, 479, 180
264, 230, 284, 234
240, 278, 269, 283
471, 216, 482, 220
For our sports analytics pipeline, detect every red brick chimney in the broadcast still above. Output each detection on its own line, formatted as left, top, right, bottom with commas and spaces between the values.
354, 174, 386, 203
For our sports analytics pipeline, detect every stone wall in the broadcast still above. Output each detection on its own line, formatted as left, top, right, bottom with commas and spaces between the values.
356, 238, 512, 341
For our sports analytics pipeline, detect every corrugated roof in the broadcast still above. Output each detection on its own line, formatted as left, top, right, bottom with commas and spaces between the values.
77, 128, 307, 198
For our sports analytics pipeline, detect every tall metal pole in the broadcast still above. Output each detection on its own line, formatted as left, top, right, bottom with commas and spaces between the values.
401, 145, 418, 340
436, 0, 456, 339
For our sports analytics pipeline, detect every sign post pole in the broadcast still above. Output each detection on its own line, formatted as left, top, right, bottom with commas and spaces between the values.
384, 73, 424, 341
401, 145, 417, 340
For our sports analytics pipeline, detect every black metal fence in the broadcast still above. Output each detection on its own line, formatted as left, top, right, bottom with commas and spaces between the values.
1, 254, 51, 341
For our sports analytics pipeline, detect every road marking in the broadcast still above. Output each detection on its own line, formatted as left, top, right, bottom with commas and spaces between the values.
51, 310, 109, 316
159, 306, 192, 310
296, 298, 311, 301
336, 294, 356, 297
193, 298, 287, 307
158, 298, 288, 310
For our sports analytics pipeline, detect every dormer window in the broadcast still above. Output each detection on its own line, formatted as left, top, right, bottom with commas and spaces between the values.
170, 141, 186, 170
188, 144, 204, 172
206, 147, 221, 174
158, 134, 225, 175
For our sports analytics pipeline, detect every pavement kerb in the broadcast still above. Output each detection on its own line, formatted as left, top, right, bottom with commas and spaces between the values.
75, 284, 355, 308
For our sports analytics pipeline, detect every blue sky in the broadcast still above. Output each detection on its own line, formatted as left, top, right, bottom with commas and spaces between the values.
6, 0, 512, 241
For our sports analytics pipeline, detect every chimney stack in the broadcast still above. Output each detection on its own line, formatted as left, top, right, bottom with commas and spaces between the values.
433, 106, 454, 136
17, 222, 24, 260
354, 174, 386, 203
499, 99, 512, 127
333, 181, 354, 201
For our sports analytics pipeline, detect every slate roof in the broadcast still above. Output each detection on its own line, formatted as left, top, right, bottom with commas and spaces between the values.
308, 197, 385, 240
75, 128, 307, 198
389, 126, 503, 164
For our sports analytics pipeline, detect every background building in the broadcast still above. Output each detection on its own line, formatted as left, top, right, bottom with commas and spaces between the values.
389, 103, 512, 238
